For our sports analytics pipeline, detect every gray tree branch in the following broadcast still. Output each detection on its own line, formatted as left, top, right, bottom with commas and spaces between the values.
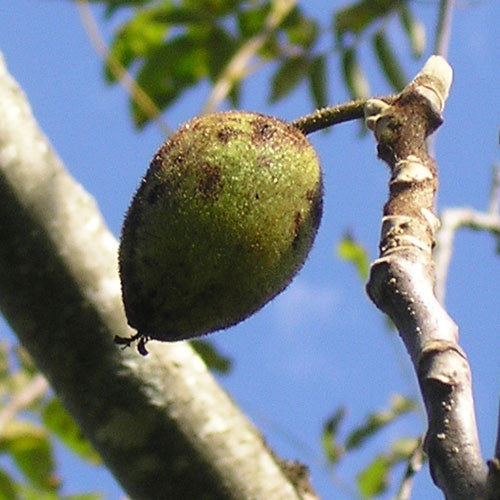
0, 52, 313, 500
364, 56, 488, 499
434, 166, 500, 304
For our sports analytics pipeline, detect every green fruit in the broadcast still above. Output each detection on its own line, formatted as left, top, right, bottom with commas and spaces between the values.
117, 111, 322, 352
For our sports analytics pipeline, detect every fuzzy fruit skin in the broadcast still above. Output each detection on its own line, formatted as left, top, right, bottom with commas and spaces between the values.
119, 111, 322, 342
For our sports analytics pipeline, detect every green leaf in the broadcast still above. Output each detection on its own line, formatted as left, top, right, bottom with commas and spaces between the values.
321, 407, 346, 464
142, 34, 208, 82
133, 35, 208, 127
0, 469, 17, 500
237, 4, 269, 39
399, 6, 426, 59
356, 437, 422, 498
237, 4, 280, 59
337, 234, 369, 281
270, 55, 310, 102
357, 455, 390, 497
283, 7, 319, 48
308, 55, 328, 110
390, 437, 421, 461
373, 30, 407, 92
205, 27, 237, 82
0, 421, 57, 491
345, 395, 417, 450
42, 398, 101, 465
341, 47, 370, 100
189, 340, 232, 374
105, 5, 171, 82
227, 81, 241, 108
184, 0, 240, 17
335, 0, 402, 38
158, 6, 209, 24
390, 394, 417, 414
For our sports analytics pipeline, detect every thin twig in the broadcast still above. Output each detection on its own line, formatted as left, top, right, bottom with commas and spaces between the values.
489, 164, 500, 215
435, 208, 500, 303
290, 96, 399, 135
76, 0, 171, 136
394, 439, 425, 500
290, 100, 367, 134
434, 165, 500, 304
0, 374, 49, 436
434, 0, 455, 57
427, 0, 455, 155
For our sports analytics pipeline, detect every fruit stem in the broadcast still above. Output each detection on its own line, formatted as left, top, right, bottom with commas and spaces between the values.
291, 97, 395, 135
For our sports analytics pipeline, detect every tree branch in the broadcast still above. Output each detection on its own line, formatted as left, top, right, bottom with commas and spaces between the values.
0, 52, 313, 500
395, 440, 425, 500
290, 99, 368, 135
434, 210, 500, 304
364, 55, 487, 499
434, 0, 455, 59
434, 165, 500, 304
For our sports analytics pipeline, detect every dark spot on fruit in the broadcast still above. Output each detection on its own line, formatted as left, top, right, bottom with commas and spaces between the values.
305, 189, 315, 202
255, 193, 260, 200
173, 153, 184, 167
217, 128, 237, 144
198, 162, 222, 198
190, 120, 204, 132
291, 212, 304, 251
153, 136, 182, 167
251, 118, 276, 142
257, 156, 272, 169
293, 212, 303, 238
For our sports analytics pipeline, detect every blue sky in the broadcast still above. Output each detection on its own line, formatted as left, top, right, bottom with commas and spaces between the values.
0, 1, 499, 499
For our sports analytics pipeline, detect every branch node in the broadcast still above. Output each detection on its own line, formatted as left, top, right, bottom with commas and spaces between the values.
391, 156, 433, 184
411, 55, 453, 114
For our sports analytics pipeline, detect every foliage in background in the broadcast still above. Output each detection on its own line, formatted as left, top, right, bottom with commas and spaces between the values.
0, 343, 102, 500
321, 395, 422, 498
337, 233, 370, 282
97, 0, 425, 127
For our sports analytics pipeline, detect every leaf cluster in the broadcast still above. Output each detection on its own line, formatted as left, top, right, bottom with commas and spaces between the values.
92, 0, 426, 128
0, 343, 101, 500
321, 394, 422, 498
99, 0, 324, 126
335, 0, 425, 99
